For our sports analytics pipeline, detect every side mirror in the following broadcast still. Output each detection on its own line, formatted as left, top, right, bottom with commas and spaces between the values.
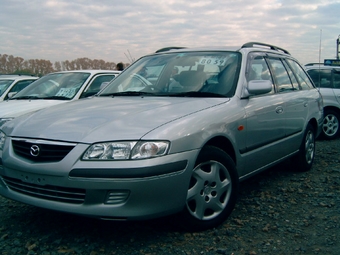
247, 80, 272, 95
7, 92, 17, 99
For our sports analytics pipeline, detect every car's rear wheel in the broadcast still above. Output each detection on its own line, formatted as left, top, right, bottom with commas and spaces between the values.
293, 123, 315, 172
181, 146, 239, 231
322, 110, 340, 140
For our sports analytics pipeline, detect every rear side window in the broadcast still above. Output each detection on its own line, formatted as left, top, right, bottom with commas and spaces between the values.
267, 58, 294, 93
282, 60, 300, 90
287, 59, 314, 90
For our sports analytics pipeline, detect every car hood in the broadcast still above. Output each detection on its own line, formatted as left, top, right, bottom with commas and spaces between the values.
4, 97, 229, 143
0, 100, 67, 118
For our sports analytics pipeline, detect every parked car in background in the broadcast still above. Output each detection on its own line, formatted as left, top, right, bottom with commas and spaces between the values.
305, 63, 340, 139
0, 70, 120, 127
0, 42, 323, 230
0, 75, 39, 102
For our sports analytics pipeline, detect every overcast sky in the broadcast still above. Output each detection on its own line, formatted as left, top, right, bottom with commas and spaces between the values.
1, 0, 339, 65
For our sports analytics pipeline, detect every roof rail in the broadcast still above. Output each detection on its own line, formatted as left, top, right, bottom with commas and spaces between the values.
242, 42, 290, 55
0, 73, 35, 76
305, 63, 323, 66
155, 47, 186, 53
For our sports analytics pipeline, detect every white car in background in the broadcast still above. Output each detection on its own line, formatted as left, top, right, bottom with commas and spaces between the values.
305, 63, 340, 139
0, 75, 39, 101
0, 70, 120, 127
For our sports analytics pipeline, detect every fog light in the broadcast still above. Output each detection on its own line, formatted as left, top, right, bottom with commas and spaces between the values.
104, 190, 130, 204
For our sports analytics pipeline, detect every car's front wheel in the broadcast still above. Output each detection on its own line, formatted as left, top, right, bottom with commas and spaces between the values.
322, 109, 340, 140
181, 146, 239, 231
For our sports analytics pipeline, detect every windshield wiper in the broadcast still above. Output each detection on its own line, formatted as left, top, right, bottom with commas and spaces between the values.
11, 96, 41, 100
100, 91, 155, 97
38, 96, 70, 100
168, 91, 226, 97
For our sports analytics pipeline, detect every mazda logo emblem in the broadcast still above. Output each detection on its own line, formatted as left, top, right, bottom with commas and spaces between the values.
30, 145, 40, 157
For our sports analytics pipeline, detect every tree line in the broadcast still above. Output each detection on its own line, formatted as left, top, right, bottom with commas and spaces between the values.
0, 54, 128, 77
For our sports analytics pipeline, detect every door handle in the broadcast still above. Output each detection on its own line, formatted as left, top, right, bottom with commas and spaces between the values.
275, 106, 283, 114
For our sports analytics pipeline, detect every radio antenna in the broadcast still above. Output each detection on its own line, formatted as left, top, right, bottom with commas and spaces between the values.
318, 29, 322, 64
317, 29, 322, 90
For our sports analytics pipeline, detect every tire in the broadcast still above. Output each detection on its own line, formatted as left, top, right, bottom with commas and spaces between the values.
322, 110, 340, 140
293, 124, 315, 172
181, 146, 239, 231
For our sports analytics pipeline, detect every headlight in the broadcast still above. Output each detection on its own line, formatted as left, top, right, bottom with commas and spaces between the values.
0, 118, 14, 127
0, 131, 6, 151
82, 141, 169, 160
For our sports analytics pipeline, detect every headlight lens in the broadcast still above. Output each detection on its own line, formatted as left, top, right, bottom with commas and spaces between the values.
0, 131, 6, 151
83, 141, 169, 160
0, 118, 14, 127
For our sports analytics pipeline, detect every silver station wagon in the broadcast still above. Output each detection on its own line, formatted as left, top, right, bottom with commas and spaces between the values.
0, 42, 323, 230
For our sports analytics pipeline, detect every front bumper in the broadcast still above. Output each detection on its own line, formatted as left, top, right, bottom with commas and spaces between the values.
0, 143, 198, 220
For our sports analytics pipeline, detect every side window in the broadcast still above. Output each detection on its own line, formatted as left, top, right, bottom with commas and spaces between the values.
9, 80, 35, 93
307, 69, 332, 88
85, 75, 116, 94
282, 60, 300, 90
287, 59, 314, 90
267, 58, 294, 93
5, 80, 35, 100
246, 55, 274, 94
333, 70, 340, 89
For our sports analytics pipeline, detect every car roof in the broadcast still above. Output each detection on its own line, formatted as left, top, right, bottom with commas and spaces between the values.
0, 76, 39, 81
0, 74, 35, 77
50, 70, 121, 75
153, 42, 291, 57
305, 64, 340, 71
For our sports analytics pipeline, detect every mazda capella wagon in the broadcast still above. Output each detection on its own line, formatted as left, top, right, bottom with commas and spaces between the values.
0, 43, 323, 230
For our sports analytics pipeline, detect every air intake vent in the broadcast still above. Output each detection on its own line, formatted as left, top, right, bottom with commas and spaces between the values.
1, 176, 85, 204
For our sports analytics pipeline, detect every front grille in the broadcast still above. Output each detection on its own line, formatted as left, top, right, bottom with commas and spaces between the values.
1, 176, 86, 204
12, 139, 75, 162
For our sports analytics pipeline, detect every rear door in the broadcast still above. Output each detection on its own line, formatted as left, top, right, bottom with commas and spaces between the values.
285, 59, 320, 139
267, 58, 309, 138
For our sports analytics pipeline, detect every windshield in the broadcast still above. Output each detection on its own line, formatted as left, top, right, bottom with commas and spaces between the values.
0, 80, 14, 96
100, 51, 241, 97
12, 72, 91, 100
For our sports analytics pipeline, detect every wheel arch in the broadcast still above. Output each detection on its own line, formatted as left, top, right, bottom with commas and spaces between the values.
203, 136, 237, 165
308, 117, 318, 135
323, 105, 340, 115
